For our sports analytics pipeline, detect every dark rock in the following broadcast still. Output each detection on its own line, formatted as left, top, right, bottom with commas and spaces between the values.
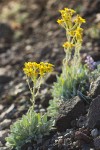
46, 72, 57, 84
55, 96, 86, 131
89, 76, 100, 98
87, 95, 100, 129
0, 130, 9, 144
0, 104, 4, 113
81, 143, 90, 150
41, 92, 52, 108
75, 131, 91, 143
0, 23, 14, 41
94, 136, 100, 150
77, 116, 87, 128
0, 75, 12, 84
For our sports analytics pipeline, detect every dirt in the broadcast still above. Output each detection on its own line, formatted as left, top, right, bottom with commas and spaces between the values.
0, 0, 100, 149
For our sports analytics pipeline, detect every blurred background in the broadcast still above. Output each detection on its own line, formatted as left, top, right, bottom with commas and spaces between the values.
0, 0, 100, 147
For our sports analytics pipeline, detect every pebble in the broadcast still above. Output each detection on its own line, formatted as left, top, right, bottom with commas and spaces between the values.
75, 131, 91, 143
40, 108, 46, 113
94, 136, 100, 149
0, 130, 9, 144
72, 141, 78, 147
27, 147, 33, 150
58, 136, 63, 139
0, 141, 3, 147
91, 128, 99, 138
58, 138, 63, 145
0, 119, 11, 130
0, 105, 4, 113
64, 133, 70, 138
81, 143, 90, 150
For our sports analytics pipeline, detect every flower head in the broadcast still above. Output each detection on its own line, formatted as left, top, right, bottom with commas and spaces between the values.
23, 62, 54, 78
75, 27, 83, 42
63, 42, 75, 49
74, 15, 86, 24
59, 8, 76, 16
57, 19, 64, 25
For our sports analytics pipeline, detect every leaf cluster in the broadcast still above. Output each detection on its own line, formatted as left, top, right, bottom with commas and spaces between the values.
52, 64, 89, 100
6, 109, 53, 150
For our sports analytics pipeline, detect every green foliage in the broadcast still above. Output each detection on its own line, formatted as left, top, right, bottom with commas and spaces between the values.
47, 99, 62, 117
89, 64, 100, 82
52, 64, 89, 100
6, 109, 53, 150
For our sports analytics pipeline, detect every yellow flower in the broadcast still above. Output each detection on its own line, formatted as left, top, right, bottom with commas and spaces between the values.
63, 42, 74, 49
59, 8, 76, 16
64, 8, 76, 15
74, 15, 86, 24
23, 62, 54, 78
23, 68, 33, 77
75, 27, 83, 41
57, 19, 64, 25
68, 30, 75, 37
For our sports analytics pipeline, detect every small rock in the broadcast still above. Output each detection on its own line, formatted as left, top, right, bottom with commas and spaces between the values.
91, 129, 99, 138
72, 141, 78, 147
58, 138, 63, 145
0, 147, 8, 150
89, 76, 100, 98
87, 95, 100, 128
0, 130, 9, 144
58, 136, 63, 139
0, 75, 12, 84
75, 131, 91, 143
94, 136, 100, 150
55, 96, 86, 131
77, 116, 86, 128
46, 72, 57, 84
64, 133, 70, 138
40, 108, 46, 113
0, 119, 12, 130
0, 104, 14, 122
0, 141, 3, 147
0, 23, 14, 41
81, 143, 90, 150
0, 104, 4, 113
27, 147, 33, 150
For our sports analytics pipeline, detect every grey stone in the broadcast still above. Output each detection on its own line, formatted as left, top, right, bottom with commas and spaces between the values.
0, 104, 14, 122
0, 130, 9, 144
0, 119, 11, 130
94, 136, 100, 150
0, 105, 4, 113
55, 96, 86, 131
91, 129, 99, 138
87, 95, 100, 128
0, 147, 8, 150
89, 76, 100, 98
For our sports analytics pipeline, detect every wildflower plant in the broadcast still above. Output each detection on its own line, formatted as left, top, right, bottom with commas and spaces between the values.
6, 62, 54, 150
23, 62, 54, 106
6, 110, 53, 150
52, 8, 89, 100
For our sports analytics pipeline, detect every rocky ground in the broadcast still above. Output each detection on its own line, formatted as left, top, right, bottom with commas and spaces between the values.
0, 0, 100, 150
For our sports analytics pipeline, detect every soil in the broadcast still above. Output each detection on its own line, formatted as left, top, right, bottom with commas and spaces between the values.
0, 0, 100, 150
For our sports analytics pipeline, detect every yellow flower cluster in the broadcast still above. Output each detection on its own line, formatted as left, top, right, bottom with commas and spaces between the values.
63, 42, 74, 49
57, 8, 76, 27
74, 15, 86, 24
23, 62, 54, 78
57, 8, 86, 50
